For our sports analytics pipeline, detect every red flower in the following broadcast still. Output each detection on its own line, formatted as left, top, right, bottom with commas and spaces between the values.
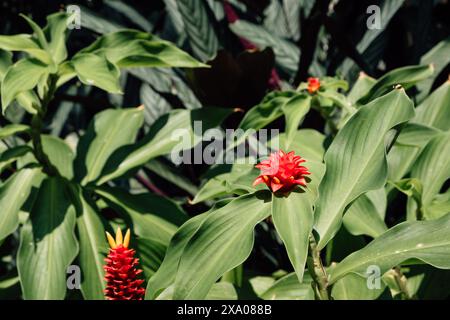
253, 150, 310, 193
307, 77, 320, 94
104, 228, 145, 300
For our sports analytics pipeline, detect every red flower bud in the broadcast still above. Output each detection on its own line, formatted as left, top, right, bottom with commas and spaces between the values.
307, 77, 320, 94
104, 228, 145, 300
253, 150, 310, 193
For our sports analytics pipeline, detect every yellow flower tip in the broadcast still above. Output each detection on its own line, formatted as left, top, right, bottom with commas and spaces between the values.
273, 177, 281, 184
123, 229, 131, 248
106, 231, 117, 249
115, 227, 123, 246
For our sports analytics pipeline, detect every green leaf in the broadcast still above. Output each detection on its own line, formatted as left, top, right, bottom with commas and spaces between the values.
175, 0, 219, 61
70, 185, 108, 300
272, 191, 313, 284
74, 107, 144, 185
417, 37, 450, 100
0, 124, 30, 140
274, 129, 325, 163
80, 30, 206, 68
331, 273, 385, 300
43, 12, 71, 64
0, 168, 43, 241
173, 191, 272, 299
20, 14, 49, 50
387, 123, 441, 183
347, 72, 376, 104
239, 91, 296, 131
229, 19, 299, 74
145, 160, 198, 196
70, 53, 122, 94
329, 213, 450, 284
135, 237, 166, 279
281, 95, 311, 149
97, 108, 231, 184
0, 146, 33, 174
413, 80, 450, 131
145, 212, 208, 299
1, 58, 49, 113
343, 192, 388, 238
17, 178, 78, 299
357, 65, 434, 105
157, 282, 237, 300
252, 273, 314, 300
409, 132, 450, 209
95, 186, 187, 245
41, 135, 74, 179
314, 89, 415, 250
0, 35, 51, 64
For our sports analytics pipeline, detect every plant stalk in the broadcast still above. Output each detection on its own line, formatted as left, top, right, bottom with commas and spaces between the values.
307, 234, 330, 300
30, 74, 59, 176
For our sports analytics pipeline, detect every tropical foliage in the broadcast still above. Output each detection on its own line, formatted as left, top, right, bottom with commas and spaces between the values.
0, 0, 449, 300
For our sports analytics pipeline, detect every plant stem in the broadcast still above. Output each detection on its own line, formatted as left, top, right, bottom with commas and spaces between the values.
30, 74, 59, 176
307, 234, 330, 300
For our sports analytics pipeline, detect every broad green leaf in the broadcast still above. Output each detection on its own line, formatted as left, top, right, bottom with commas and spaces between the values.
229, 19, 299, 74
0, 168, 43, 241
331, 273, 385, 300
0, 146, 32, 174
1, 58, 49, 113
0, 124, 30, 140
357, 65, 434, 105
0, 49, 12, 78
20, 14, 48, 50
0, 35, 51, 64
145, 160, 198, 196
71, 185, 108, 300
387, 123, 441, 183
157, 282, 237, 300
417, 37, 450, 100
272, 191, 313, 283
135, 237, 166, 279
97, 108, 231, 184
329, 213, 450, 284
239, 91, 295, 131
274, 129, 325, 163
413, 80, 450, 131
71, 53, 122, 94
17, 178, 78, 299
175, 0, 219, 61
95, 186, 187, 245
80, 30, 206, 68
173, 191, 272, 299
281, 95, 311, 148
41, 135, 74, 179
74, 107, 144, 185
253, 273, 314, 300
347, 72, 376, 105
343, 192, 388, 238
191, 162, 259, 204
146, 212, 208, 300
409, 132, 450, 215
43, 12, 72, 64
314, 89, 415, 250
424, 191, 450, 221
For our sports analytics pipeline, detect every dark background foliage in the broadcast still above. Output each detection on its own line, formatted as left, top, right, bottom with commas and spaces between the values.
0, 0, 449, 296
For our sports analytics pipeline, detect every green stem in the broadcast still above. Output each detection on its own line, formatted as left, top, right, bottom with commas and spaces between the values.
307, 234, 330, 300
30, 74, 59, 176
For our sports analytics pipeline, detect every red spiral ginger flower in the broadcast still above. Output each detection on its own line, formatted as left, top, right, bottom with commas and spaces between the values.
253, 150, 310, 193
307, 77, 320, 94
104, 228, 145, 300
